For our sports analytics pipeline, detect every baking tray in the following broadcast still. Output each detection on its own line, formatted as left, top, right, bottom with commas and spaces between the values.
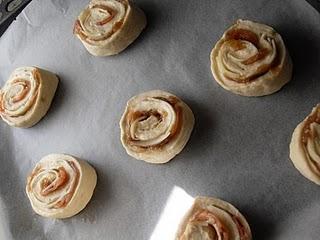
0, 0, 319, 239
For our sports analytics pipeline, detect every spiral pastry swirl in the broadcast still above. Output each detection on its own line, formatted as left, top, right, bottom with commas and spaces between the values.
74, 0, 146, 56
211, 19, 292, 96
290, 105, 320, 185
176, 197, 252, 240
0, 67, 58, 128
26, 154, 97, 218
120, 90, 195, 164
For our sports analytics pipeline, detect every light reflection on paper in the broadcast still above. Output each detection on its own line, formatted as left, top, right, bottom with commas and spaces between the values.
149, 186, 194, 240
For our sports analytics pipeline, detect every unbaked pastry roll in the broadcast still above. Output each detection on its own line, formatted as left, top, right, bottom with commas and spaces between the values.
26, 154, 97, 219
73, 0, 146, 56
210, 19, 292, 96
176, 197, 252, 240
120, 90, 195, 164
290, 104, 320, 185
0, 67, 58, 128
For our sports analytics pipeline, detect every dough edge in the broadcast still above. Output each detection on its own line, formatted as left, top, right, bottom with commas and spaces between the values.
120, 90, 195, 164
210, 19, 292, 97
289, 107, 320, 185
76, 1, 147, 56
26, 154, 97, 219
0, 66, 59, 128
175, 196, 252, 240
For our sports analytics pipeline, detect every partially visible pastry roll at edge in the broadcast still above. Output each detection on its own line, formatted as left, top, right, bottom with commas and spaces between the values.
176, 197, 252, 240
120, 90, 195, 164
73, 0, 146, 56
26, 154, 97, 218
0, 67, 58, 128
211, 19, 292, 96
290, 104, 320, 185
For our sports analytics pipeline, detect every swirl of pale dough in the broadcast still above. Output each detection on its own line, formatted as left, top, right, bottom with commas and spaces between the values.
120, 90, 194, 164
290, 105, 320, 185
26, 154, 97, 218
75, 0, 127, 42
0, 68, 39, 118
0, 67, 59, 128
74, 0, 146, 56
211, 19, 292, 96
176, 197, 252, 240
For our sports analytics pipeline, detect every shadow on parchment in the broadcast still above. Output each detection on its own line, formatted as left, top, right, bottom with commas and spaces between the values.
177, 97, 217, 164
28, 73, 67, 130
242, 207, 277, 240
138, 1, 167, 39
45, 74, 67, 119
280, 26, 320, 94
72, 164, 111, 222
115, 1, 167, 56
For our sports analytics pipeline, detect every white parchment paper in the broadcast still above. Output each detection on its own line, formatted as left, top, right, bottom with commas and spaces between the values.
0, 0, 320, 239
